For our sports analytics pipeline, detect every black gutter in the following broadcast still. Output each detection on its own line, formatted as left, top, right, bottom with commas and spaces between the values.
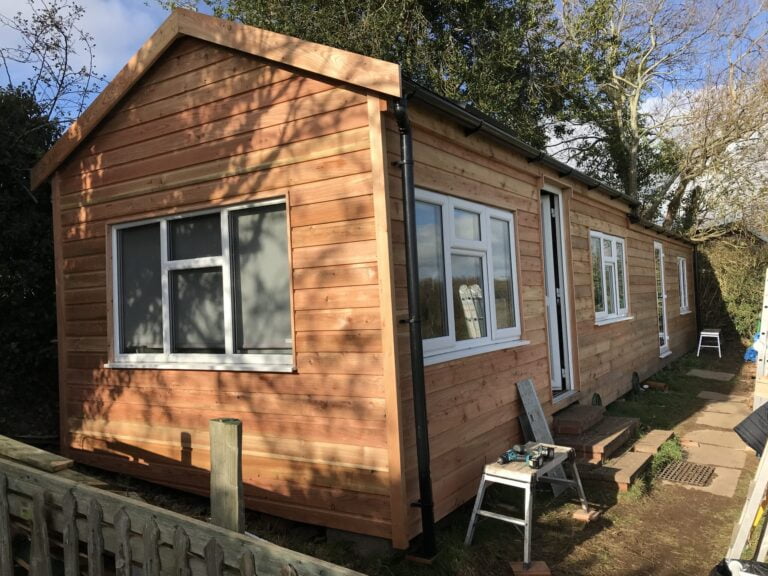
393, 95, 437, 558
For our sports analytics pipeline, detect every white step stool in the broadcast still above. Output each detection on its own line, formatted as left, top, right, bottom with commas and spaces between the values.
697, 328, 722, 358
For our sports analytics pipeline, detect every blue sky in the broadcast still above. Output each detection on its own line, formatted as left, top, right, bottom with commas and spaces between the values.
0, 1, 207, 108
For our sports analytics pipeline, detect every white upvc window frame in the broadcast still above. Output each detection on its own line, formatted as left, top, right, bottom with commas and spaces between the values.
109, 198, 293, 372
678, 256, 690, 314
590, 230, 629, 323
416, 189, 524, 364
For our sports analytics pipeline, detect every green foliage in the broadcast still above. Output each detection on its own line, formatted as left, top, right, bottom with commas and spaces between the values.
194, 0, 568, 148
698, 232, 768, 339
651, 437, 684, 478
0, 87, 60, 434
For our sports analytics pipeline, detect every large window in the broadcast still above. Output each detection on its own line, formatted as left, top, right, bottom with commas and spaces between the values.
415, 189, 522, 361
111, 200, 292, 370
590, 230, 629, 322
678, 257, 690, 313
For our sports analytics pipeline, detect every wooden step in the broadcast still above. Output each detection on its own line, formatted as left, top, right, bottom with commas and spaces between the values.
632, 429, 674, 454
578, 451, 653, 492
555, 416, 639, 464
552, 404, 605, 436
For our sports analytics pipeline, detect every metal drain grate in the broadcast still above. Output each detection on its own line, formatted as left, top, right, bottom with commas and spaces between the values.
657, 460, 715, 486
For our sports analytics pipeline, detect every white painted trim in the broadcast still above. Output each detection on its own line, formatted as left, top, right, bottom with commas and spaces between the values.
423, 339, 530, 367
105, 361, 294, 373
590, 230, 629, 322
110, 198, 290, 367
594, 315, 635, 327
416, 188, 522, 360
655, 241, 670, 354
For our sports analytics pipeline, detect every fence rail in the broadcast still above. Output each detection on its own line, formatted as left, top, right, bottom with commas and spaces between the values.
0, 457, 365, 575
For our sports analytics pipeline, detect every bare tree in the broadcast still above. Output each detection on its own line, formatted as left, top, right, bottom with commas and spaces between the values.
554, 0, 768, 210
0, 0, 105, 126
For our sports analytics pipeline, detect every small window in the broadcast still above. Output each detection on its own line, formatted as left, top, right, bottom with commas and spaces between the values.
112, 200, 291, 370
678, 257, 690, 313
590, 230, 629, 322
415, 189, 522, 361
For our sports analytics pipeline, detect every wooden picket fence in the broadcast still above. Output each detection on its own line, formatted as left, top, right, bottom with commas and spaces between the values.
0, 457, 365, 575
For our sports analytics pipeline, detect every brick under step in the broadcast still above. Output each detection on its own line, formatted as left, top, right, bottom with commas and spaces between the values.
578, 451, 653, 492
555, 416, 640, 464
552, 404, 606, 436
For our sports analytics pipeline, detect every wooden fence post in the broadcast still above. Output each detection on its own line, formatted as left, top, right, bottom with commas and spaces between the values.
0, 473, 12, 576
209, 418, 244, 533
30, 490, 52, 576
114, 508, 131, 576
88, 498, 104, 576
62, 491, 79, 576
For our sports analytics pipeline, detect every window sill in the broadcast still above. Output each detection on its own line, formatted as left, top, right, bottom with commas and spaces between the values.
680, 309, 692, 315
424, 339, 530, 366
659, 349, 672, 359
594, 315, 634, 327
553, 389, 580, 405
105, 361, 295, 373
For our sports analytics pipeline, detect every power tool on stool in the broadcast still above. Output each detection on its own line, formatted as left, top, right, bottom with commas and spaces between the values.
497, 443, 555, 469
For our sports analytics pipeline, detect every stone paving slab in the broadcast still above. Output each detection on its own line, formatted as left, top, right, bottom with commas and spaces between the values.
697, 391, 749, 403
702, 401, 752, 415
681, 429, 747, 450
685, 444, 746, 469
665, 466, 742, 498
633, 429, 674, 454
695, 411, 747, 429
687, 369, 736, 382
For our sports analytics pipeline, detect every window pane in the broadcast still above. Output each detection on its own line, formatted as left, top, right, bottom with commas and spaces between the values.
591, 236, 604, 313
616, 241, 626, 310
232, 205, 291, 353
454, 208, 481, 241
603, 238, 613, 258
451, 254, 487, 341
416, 201, 448, 339
119, 224, 163, 353
604, 262, 616, 315
491, 218, 515, 329
169, 213, 222, 260
171, 268, 224, 353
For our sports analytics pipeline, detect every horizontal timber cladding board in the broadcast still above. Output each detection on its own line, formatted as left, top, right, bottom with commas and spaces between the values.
294, 307, 382, 331
292, 239, 378, 269
62, 102, 370, 193
65, 321, 106, 338
77, 74, 342, 162
59, 126, 372, 205
64, 288, 105, 306
290, 194, 374, 228
96, 63, 294, 136
118, 51, 269, 112
68, 87, 365, 179
296, 352, 384, 375
67, 386, 386, 421
67, 404, 387, 448
138, 38, 233, 86
68, 435, 390, 496
68, 419, 388, 467
60, 449, 393, 539
294, 331, 383, 353
62, 271, 106, 289
293, 284, 380, 310
59, 167, 373, 235
293, 262, 378, 289
64, 370, 386, 397
292, 217, 375, 248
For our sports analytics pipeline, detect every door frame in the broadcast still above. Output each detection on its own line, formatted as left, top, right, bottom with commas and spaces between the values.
540, 185, 575, 398
654, 241, 671, 357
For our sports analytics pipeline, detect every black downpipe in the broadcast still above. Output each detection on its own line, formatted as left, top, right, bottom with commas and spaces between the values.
394, 96, 437, 558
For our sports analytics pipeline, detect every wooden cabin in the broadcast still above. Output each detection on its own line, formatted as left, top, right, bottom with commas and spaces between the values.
32, 9, 697, 549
